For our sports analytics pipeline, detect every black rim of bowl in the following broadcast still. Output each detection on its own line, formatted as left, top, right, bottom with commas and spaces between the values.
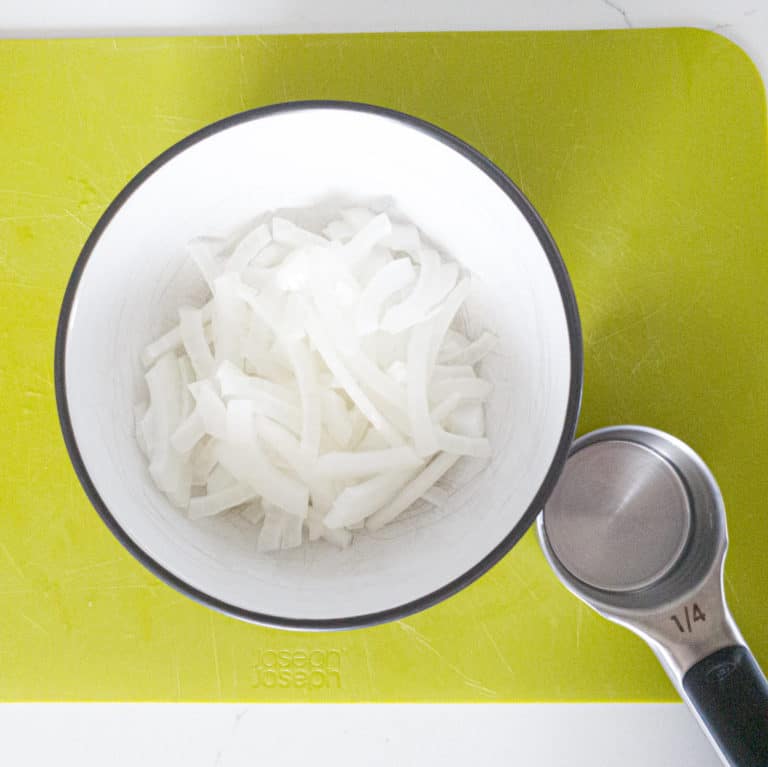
54, 100, 583, 631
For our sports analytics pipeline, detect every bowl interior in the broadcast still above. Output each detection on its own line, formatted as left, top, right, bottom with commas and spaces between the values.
61, 105, 576, 624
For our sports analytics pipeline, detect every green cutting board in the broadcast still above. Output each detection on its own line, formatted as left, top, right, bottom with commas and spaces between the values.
1, 29, 766, 702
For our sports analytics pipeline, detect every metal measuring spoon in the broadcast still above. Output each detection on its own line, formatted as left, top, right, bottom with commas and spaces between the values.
538, 426, 768, 767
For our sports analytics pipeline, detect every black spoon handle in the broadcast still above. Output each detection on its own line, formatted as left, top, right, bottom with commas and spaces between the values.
682, 645, 768, 766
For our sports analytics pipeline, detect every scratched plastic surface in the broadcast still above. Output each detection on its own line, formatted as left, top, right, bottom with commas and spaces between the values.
0, 29, 766, 701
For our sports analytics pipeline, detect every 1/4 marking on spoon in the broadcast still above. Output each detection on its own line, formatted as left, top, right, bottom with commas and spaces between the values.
670, 603, 707, 634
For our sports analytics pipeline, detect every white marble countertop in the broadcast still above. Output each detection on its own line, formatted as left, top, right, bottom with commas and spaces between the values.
4, 0, 767, 85
1, 2, 764, 765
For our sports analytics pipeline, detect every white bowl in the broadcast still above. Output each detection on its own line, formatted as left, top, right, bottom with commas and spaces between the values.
55, 102, 582, 629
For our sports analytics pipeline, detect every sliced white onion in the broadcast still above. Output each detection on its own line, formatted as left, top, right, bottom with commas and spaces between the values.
433, 364, 477, 380
216, 441, 309, 519
422, 485, 449, 506
188, 380, 227, 438
272, 217, 328, 248
188, 238, 225, 290
280, 511, 304, 549
316, 447, 422, 479
448, 402, 486, 438
341, 349, 406, 413
275, 248, 313, 293
316, 522, 353, 548
342, 213, 392, 265
340, 207, 375, 230
138, 209, 494, 550
189, 482, 255, 520
226, 223, 271, 273
347, 409, 369, 449
190, 437, 217, 485
374, 330, 409, 371
241, 500, 266, 526
257, 507, 285, 552
323, 219, 354, 242
359, 383, 412, 436
141, 329, 181, 369
407, 321, 438, 457
437, 331, 468, 362
382, 223, 421, 256
237, 281, 283, 337
253, 415, 310, 482
144, 353, 190, 503
217, 370, 302, 435
212, 273, 247, 365
425, 277, 472, 375
310, 276, 360, 356
430, 392, 462, 424
179, 306, 215, 379
366, 452, 459, 531
249, 242, 287, 269
141, 304, 214, 370
323, 468, 417, 529
240, 313, 272, 371
353, 245, 394, 287
206, 464, 235, 494
356, 258, 416, 336
381, 248, 441, 333
439, 330, 498, 366
435, 429, 492, 458
284, 339, 322, 460
430, 376, 492, 403
321, 389, 354, 447
357, 427, 390, 451
178, 356, 195, 417
226, 398, 255, 445
386, 359, 408, 385
217, 361, 299, 406
305, 308, 404, 447
170, 410, 205, 454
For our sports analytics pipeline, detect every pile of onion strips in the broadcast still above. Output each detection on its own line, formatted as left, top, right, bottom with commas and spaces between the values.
136, 208, 496, 551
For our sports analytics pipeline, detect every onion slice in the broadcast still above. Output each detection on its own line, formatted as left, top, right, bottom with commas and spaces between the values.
137, 208, 494, 550
366, 452, 459, 531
